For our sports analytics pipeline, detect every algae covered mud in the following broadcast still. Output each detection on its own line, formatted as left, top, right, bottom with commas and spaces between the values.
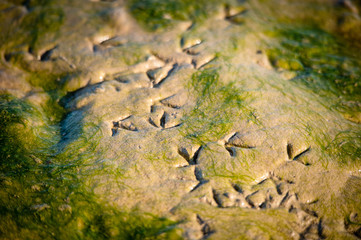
1, 0, 361, 239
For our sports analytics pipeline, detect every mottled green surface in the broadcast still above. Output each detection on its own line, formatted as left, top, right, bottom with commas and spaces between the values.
0, 93, 181, 239
1, 0, 361, 239
128, 0, 235, 31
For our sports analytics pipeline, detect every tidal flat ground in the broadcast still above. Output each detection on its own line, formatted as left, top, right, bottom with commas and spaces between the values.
1, 0, 361, 239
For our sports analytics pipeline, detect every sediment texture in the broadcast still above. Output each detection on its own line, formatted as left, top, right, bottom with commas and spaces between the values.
1, 0, 361, 239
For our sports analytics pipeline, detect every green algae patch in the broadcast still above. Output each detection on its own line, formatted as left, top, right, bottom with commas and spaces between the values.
250, 0, 361, 89
0, 95, 182, 239
262, 13, 361, 167
27, 71, 65, 92
128, 0, 216, 31
21, 6, 64, 53
0, 2, 64, 55
265, 26, 361, 128
202, 144, 256, 184
25, 71, 69, 123
180, 69, 249, 146
252, 0, 361, 50
303, 123, 361, 167
329, 129, 361, 165
51, 198, 182, 240
0, 94, 61, 239
267, 28, 361, 101
1, 189, 182, 240
109, 43, 151, 66
128, 0, 239, 31
0, 95, 35, 175
86, 211, 181, 240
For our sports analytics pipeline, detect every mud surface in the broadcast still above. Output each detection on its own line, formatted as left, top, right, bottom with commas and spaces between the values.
1, 0, 361, 239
